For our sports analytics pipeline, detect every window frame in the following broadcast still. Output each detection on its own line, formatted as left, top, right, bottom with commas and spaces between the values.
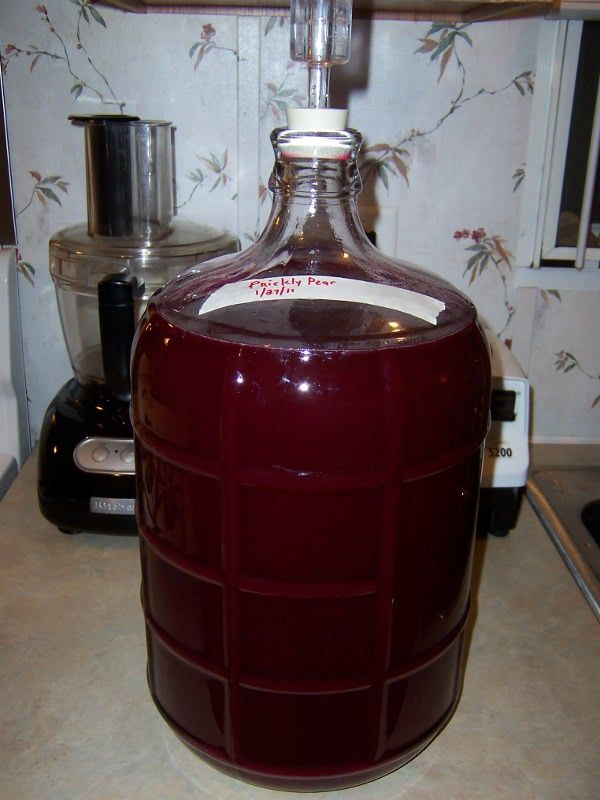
515, 18, 600, 290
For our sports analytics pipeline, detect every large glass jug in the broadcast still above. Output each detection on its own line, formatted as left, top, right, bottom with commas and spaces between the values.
131, 122, 491, 790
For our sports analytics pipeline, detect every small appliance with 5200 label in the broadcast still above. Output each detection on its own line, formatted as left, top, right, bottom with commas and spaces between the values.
478, 332, 530, 537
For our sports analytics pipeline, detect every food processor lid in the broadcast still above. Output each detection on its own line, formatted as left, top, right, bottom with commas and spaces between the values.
50, 218, 236, 260
50, 218, 239, 291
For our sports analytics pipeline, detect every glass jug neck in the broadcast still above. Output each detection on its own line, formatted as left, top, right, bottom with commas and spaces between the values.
270, 127, 362, 198
263, 127, 368, 254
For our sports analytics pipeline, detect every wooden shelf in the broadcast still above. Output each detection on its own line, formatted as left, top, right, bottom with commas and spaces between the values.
93, 0, 555, 23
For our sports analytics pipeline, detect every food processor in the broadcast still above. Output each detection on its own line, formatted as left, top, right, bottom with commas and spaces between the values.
38, 116, 238, 535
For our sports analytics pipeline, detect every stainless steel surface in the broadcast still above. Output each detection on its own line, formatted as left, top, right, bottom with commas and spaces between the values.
528, 467, 600, 621
81, 118, 173, 239
74, 437, 136, 475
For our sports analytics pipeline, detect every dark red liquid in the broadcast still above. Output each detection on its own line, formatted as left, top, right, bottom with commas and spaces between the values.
132, 288, 490, 790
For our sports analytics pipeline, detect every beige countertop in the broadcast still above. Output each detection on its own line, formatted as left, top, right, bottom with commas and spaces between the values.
1, 452, 599, 800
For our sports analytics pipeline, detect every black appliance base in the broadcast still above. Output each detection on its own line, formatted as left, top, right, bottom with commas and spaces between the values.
477, 486, 525, 538
38, 379, 138, 535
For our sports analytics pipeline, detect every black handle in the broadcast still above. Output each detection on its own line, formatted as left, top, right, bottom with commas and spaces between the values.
98, 273, 139, 403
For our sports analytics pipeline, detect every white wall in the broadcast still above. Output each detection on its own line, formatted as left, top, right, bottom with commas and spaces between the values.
2, 1, 599, 442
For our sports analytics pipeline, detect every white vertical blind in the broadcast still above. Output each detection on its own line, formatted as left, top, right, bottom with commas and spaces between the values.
574, 75, 600, 268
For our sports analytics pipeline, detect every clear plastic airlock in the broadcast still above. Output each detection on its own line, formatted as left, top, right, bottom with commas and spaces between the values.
290, 0, 352, 110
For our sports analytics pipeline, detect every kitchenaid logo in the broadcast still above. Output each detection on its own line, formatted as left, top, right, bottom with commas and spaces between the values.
90, 497, 135, 515
198, 274, 445, 325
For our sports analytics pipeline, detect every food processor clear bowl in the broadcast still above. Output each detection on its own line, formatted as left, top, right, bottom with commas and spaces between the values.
50, 219, 238, 389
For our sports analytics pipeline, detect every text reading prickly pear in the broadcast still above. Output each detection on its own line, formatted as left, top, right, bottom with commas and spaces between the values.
198, 274, 445, 325
249, 276, 337, 298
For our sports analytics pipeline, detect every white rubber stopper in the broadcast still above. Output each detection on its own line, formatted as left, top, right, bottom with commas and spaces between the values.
286, 108, 348, 131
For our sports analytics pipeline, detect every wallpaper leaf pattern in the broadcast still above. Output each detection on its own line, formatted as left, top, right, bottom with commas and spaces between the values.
512, 165, 525, 192
16, 249, 36, 286
262, 66, 305, 122
179, 150, 234, 208
2, 2, 119, 292
415, 22, 472, 84
359, 25, 534, 193
17, 171, 69, 215
555, 352, 600, 409
265, 17, 286, 37
189, 23, 238, 69
2, 3, 122, 110
454, 228, 515, 335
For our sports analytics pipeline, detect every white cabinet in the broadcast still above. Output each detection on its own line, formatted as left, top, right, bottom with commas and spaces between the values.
94, 0, 554, 23
550, 1, 600, 19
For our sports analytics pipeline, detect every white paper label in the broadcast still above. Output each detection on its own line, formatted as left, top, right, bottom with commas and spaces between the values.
198, 275, 445, 325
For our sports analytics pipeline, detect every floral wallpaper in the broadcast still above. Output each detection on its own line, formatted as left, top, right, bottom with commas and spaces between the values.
1, 0, 599, 443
